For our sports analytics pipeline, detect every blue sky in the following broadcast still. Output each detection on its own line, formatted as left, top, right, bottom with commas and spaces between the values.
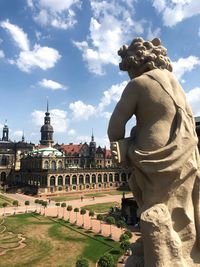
0, 0, 200, 147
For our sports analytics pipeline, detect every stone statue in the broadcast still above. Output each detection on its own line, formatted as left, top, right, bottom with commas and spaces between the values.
108, 37, 200, 267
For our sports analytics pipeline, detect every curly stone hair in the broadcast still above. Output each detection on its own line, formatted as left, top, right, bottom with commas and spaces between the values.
118, 37, 173, 73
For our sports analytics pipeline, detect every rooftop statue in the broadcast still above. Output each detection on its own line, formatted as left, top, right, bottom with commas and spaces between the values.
108, 37, 200, 267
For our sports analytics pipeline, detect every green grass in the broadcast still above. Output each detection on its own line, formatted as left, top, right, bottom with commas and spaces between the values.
82, 202, 121, 213
49, 195, 80, 202
0, 194, 14, 207
0, 213, 122, 267
107, 190, 131, 195
84, 193, 106, 197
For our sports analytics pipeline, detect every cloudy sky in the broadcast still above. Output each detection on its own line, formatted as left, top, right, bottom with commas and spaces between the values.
0, 0, 200, 147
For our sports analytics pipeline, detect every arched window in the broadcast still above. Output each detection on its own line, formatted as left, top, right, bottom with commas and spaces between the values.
58, 176, 63, 186
104, 174, 108, 183
1, 156, 8, 166
115, 173, 119, 182
92, 174, 96, 183
58, 161, 62, 170
50, 176, 55, 186
65, 175, 70, 185
109, 173, 113, 182
44, 160, 49, 169
79, 175, 84, 184
98, 174, 102, 183
51, 161, 56, 170
86, 174, 90, 184
121, 173, 127, 182
72, 175, 77, 185
0, 172, 6, 182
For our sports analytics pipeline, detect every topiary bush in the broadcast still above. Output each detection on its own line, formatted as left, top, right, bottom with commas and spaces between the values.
76, 257, 89, 267
97, 253, 115, 267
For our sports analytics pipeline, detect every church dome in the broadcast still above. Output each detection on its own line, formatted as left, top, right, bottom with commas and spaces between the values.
40, 124, 53, 132
31, 147, 63, 157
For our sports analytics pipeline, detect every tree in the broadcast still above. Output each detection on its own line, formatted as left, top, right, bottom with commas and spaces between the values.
80, 208, 86, 227
2, 202, 8, 216
120, 240, 131, 255
116, 219, 126, 233
67, 205, 73, 221
13, 200, 19, 215
38, 199, 43, 213
106, 216, 115, 238
97, 214, 103, 234
97, 253, 114, 267
76, 258, 89, 267
74, 207, 79, 224
55, 202, 60, 217
89, 210, 95, 230
124, 230, 132, 239
42, 201, 47, 216
24, 200, 30, 213
119, 233, 129, 242
34, 199, 39, 212
61, 202, 66, 218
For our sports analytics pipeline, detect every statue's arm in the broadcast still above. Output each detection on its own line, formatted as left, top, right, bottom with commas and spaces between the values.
107, 80, 139, 142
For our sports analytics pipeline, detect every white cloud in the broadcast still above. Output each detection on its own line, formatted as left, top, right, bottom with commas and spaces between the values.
13, 130, 23, 137
16, 45, 61, 72
1, 21, 61, 72
186, 87, 200, 116
68, 129, 76, 135
39, 0, 80, 12
69, 100, 96, 120
39, 79, 67, 90
51, 109, 69, 133
146, 25, 161, 40
172, 56, 200, 80
98, 81, 127, 111
74, 0, 144, 75
31, 109, 69, 133
0, 20, 30, 51
152, 0, 200, 27
27, 0, 34, 8
28, 0, 80, 30
0, 50, 5, 58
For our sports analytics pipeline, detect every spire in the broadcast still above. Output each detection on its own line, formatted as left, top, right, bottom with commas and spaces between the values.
47, 98, 49, 113
46, 97, 50, 116
22, 130, 25, 142
91, 128, 94, 142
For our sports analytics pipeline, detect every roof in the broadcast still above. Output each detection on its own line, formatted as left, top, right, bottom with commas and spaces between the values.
105, 149, 112, 158
60, 144, 83, 154
31, 147, 63, 157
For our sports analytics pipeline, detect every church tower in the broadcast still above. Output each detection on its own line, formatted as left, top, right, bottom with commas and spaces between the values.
89, 130, 96, 167
40, 100, 54, 146
2, 121, 9, 141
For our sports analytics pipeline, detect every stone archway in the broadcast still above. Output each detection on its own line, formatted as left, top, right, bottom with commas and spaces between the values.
0, 172, 6, 184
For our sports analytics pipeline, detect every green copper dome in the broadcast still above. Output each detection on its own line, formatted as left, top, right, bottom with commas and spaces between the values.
32, 147, 63, 157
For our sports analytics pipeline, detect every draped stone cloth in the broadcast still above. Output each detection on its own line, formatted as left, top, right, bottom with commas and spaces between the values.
127, 69, 200, 266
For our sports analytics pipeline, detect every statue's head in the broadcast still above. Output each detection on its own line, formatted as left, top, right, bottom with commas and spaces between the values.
118, 37, 173, 78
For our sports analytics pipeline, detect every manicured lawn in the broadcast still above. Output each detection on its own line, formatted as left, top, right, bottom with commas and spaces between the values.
82, 202, 121, 213
50, 190, 130, 202
50, 195, 80, 202
0, 194, 14, 207
0, 213, 122, 266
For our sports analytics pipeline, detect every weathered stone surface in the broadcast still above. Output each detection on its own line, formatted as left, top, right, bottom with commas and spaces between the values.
108, 37, 200, 266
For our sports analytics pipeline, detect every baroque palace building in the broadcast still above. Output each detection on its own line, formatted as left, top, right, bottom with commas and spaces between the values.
11, 104, 131, 195
0, 122, 34, 186
3, 106, 200, 196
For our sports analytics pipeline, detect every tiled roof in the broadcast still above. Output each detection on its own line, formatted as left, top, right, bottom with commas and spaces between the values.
60, 144, 83, 154
105, 149, 112, 158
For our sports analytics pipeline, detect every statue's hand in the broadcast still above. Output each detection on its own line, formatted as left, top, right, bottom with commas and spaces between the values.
110, 139, 131, 167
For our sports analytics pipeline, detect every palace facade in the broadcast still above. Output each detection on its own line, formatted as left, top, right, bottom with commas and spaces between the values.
5, 103, 130, 195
